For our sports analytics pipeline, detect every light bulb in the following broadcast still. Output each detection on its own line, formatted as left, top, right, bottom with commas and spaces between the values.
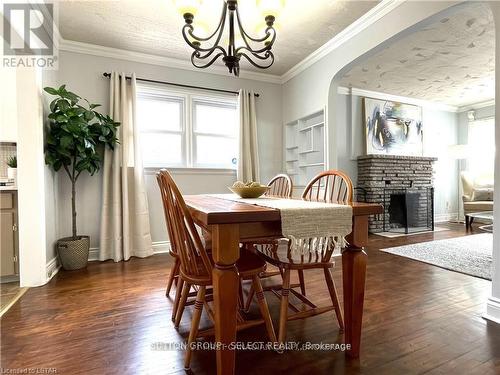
256, 0, 285, 18
173, 0, 202, 16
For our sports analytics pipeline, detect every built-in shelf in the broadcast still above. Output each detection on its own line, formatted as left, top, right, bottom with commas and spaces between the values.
299, 149, 316, 155
298, 122, 324, 132
284, 110, 325, 187
299, 162, 324, 168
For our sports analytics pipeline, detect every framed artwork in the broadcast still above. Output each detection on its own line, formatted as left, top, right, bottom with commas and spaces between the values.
363, 98, 423, 156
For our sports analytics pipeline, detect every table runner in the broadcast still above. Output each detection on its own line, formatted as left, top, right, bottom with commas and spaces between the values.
209, 194, 353, 253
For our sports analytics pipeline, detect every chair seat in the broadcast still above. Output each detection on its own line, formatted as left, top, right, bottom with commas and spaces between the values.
251, 240, 335, 270
464, 201, 494, 213
180, 248, 267, 284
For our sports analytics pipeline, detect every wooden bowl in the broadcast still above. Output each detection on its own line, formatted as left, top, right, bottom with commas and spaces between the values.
228, 185, 269, 199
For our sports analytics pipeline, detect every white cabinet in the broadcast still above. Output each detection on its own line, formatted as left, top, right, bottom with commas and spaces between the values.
284, 110, 325, 188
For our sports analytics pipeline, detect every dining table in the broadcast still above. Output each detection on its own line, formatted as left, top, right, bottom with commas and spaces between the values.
184, 194, 383, 375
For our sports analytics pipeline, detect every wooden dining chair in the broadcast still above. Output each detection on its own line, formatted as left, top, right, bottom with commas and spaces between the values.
250, 170, 353, 348
265, 173, 293, 198
243, 173, 294, 310
156, 169, 277, 369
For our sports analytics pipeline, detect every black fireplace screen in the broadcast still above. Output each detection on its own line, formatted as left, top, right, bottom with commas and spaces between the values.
383, 187, 434, 234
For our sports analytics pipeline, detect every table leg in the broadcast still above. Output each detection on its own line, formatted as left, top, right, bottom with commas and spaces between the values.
347, 215, 369, 248
212, 223, 240, 375
342, 245, 367, 359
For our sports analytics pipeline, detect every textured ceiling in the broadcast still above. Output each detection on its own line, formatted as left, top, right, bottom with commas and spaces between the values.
58, 0, 378, 76
340, 2, 494, 107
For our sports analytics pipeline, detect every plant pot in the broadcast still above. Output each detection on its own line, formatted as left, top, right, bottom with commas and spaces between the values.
7, 167, 16, 182
57, 236, 90, 270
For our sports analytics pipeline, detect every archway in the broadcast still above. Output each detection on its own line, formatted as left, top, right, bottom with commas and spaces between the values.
324, 1, 499, 323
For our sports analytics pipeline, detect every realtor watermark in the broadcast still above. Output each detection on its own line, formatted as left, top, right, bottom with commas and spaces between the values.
0, 369, 57, 374
151, 341, 351, 352
2, 2, 58, 69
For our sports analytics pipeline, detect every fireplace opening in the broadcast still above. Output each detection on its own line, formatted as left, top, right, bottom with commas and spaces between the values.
384, 187, 434, 234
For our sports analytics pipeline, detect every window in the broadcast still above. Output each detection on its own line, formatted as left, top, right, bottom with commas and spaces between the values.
137, 85, 238, 169
468, 117, 495, 179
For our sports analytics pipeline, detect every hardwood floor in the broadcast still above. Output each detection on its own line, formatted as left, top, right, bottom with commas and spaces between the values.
1, 223, 498, 374
0, 282, 26, 318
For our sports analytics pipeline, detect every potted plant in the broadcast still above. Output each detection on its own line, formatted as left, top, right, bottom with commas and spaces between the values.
6, 156, 17, 182
44, 85, 119, 270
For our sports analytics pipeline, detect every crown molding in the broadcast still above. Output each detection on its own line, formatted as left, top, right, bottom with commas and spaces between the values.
280, 0, 403, 83
58, 39, 283, 85
457, 99, 495, 113
338, 86, 460, 112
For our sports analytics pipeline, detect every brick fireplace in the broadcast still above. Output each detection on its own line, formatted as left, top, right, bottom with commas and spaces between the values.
357, 155, 437, 233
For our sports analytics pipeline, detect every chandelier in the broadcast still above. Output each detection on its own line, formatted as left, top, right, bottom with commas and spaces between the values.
174, 0, 283, 76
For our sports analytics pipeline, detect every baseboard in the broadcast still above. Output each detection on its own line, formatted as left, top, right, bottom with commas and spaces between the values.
484, 297, 500, 324
435, 212, 458, 223
88, 241, 171, 261
46, 256, 61, 282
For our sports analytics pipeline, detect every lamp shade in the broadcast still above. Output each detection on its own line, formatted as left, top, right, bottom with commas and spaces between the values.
173, 0, 202, 16
257, 0, 285, 17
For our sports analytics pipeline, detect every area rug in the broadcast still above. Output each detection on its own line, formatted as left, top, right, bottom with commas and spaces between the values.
380, 233, 493, 280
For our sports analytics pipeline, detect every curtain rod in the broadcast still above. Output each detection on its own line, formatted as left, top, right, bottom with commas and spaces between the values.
102, 72, 259, 97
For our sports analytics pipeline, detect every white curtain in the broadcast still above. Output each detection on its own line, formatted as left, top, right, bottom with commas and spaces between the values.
99, 72, 153, 262
237, 89, 260, 181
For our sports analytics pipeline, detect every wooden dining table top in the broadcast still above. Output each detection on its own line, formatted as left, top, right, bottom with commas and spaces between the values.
184, 194, 383, 225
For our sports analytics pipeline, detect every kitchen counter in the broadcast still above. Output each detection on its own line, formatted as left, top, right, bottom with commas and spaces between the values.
0, 186, 17, 191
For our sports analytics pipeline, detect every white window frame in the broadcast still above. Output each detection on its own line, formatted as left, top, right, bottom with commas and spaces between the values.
191, 96, 238, 169
137, 83, 238, 171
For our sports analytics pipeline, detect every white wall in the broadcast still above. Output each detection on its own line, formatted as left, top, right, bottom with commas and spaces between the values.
485, 2, 500, 324
335, 90, 459, 219
41, 70, 60, 265
16, 68, 50, 286
52, 51, 283, 248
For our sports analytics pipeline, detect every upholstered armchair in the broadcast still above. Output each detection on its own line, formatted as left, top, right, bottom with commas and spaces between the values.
460, 171, 494, 216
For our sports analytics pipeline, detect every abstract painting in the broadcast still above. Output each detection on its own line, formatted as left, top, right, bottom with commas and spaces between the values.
363, 98, 423, 156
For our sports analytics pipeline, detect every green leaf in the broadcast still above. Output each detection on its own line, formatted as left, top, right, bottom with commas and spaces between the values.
55, 114, 68, 123
44, 87, 59, 95
57, 99, 70, 111
60, 135, 73, 149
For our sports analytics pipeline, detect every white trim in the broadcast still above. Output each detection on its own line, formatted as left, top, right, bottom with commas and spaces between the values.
59, 39, 282, 84
484, 296, 500, 324
280, 0, 402, 83
45, 256, 61, 282
457, 99, 495, 113
87, 241, 171, 261
434, 212, 459, 223
88, 248, 99, 262
338, 86, 459, 112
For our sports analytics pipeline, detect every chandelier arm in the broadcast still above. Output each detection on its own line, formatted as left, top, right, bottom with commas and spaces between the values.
234, 7, 274, 44
182, 23, 226, 53
235, 47, 273, 60
195, 45, 228, 61
238, 50, 275, 69
186, 2, 227, 43
234, 32, 275, 55
238, 27, 276, 54
191, 51, 226, 69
